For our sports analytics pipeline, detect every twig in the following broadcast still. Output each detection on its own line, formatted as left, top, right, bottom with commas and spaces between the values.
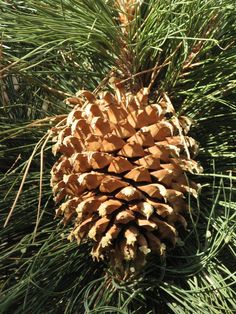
3, 115, 67, 228
118, 65, 162, 85
26, 115, 67, 128
148, 42, 183, 92
3, 134, 48, 227
93, 69, 116, 94
32, 131, 52, 242
40, 84, 72, 98
181, 14, 219, 74
0, 35, 7, 111
4, 154, 21, 176
0, 60, 21, 76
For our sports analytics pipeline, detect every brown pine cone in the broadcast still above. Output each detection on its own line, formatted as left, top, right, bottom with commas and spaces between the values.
51, 82, 202, 277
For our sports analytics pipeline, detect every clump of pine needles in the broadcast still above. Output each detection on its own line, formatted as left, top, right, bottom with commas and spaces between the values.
0, 1, 235, 313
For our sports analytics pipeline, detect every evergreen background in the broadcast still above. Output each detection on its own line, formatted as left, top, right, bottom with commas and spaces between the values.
0, 1, 235, 313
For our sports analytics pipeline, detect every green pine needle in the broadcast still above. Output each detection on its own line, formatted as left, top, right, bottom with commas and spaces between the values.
0, 1, 235, 313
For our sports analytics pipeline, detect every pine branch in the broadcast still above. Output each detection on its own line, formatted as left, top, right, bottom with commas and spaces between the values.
0, 1, 235, 313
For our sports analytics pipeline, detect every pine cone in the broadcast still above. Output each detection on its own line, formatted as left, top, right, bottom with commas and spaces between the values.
51, 81, 203, 276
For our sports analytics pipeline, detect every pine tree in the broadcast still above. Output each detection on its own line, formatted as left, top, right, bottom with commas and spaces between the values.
0, 1, 235, 313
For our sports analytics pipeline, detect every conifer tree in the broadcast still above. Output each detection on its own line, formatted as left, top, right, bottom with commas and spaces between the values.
0, 1, 235, 313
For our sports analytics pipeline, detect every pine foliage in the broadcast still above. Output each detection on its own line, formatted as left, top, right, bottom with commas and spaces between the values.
0, 1, 235, 313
